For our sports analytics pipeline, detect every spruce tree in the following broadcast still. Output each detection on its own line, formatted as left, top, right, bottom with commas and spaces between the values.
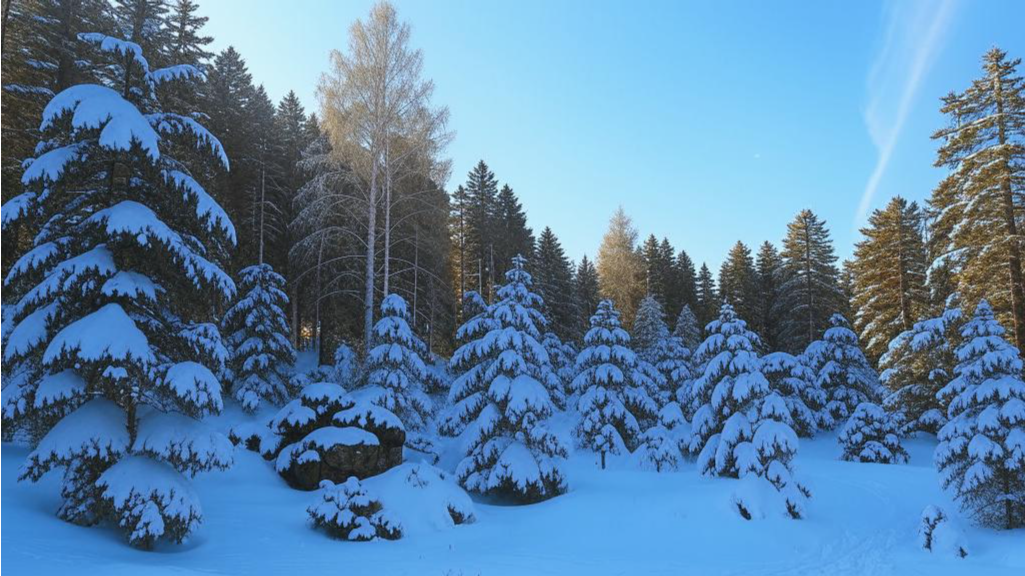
573, 299, 659, 468
754, 241, 783, 350
463, 160, 499, 298
676, 249, 699, 314
222, 263, 296, 411
880, 301, 963, 435
493, 184, 534, 282
777, 209, 843, 353
804, 315, 883, 430
659, 238, 684, 321
930, 48, 1025, 349
936, 300, 1025, 529
360, 294, 435, 431
632, 295, 687, 405
695, 263, 718, 329
632, 295, 670, 363
760, 352, 822, 438
838, 402, 908, 464
745, 391, 810, 519
452, 256, 567, 502
4, 31, 234, 548
533, 227, 578, 342
575, 254, 601, 338
673, 304, 702, 352
851, 197, 929, 363
689, 304, 768, 474
718, 241, 759, 325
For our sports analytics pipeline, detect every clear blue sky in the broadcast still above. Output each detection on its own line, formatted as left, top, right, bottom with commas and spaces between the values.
199, 0, 1024, 271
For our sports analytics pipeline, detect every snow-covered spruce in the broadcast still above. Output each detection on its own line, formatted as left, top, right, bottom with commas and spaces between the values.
690, 304, 768, 475
573, 299, 659, 468
673, 304, 703, 353
639, 402, 689, 472
542, 331, 576, 408
358, 294, 435, 431
881, 301, 963, 436
760, 352, 823, 438
838, 402, 908, 464
439, 290, 498, 436
918, 505, 968, 558
633, 295, 692, 406
4, 32, 234, 549
804, 315, 883, 430
308, 477, 401, 541
452, 256, 568, 502
633, 295, 670, 363
935, 300, 1025, 529
222, 263, 296, 412
332, 343, 361, 387
746, 392, 811, 518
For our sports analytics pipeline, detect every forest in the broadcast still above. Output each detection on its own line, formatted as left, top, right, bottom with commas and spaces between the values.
1, 1, 1023, 574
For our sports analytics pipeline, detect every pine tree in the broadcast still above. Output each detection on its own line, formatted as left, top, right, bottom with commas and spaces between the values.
695, 263, 718, 329
4, 31, 235, 548
672, 304, 702, 352
575, 254, 600, 338
690, 304, 768, 475
632, 295, 685, 405
744, 391, 810, 519
760, 352, 822, 438
880, 301, 963, 435
542, 331, 576, 406
573, 300, 659, 468
718, 241, 759, 326
452, 256, 567, 502
642, 234, 674, 306
659, 238, 684, 321
754, 241, 783, 350
632, 295, 670, 363
930, 48, 1025, 350
838, 402, 908, 464
533, 227, 578, 342
777, 209, 843, 353
463, 160, 499, 298
222, 264, 297, 411
597, 207, 644, 327
493, 184, 534, 282
936, 300, 1025, 529
804, 315, 883, 430
851, 197, 929, 363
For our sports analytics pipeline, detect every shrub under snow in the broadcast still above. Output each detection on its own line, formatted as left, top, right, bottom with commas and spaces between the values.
918, 505, 968, 558
308, 477, 402, 541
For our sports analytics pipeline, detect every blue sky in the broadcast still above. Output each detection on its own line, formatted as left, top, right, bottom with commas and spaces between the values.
199, 0, 1024, 270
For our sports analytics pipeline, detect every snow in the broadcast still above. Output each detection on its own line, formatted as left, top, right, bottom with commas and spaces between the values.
39, 84, 159, 159
5, 431, 1021, 574
162, 361, 223, 412
43, 303, 154, 365
33, 369, 86, 409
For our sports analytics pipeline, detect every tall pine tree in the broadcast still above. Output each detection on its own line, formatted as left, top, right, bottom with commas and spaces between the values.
777, 209, 843, 353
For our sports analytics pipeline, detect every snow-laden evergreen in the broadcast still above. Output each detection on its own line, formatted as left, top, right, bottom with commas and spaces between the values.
935, 300, 1025, 529
743, 392, 811, 518
573, 299, 659, 468
632, 295, 669, 362
359, 294, 435, 431
760, 352, 823, 438
333, 343, 361, 387
222, 263, 296, 412
690, 304, 769, 476
3, 31, 234, 549
672, 304, 703, 352
632, 295, 690, 406
639, 401, 689, 472
881, 301, 963, 435
541, 331, 575, 408
838, 402, 908, 464
308, 477, 402, 541
450, 256, 568, 502
439, 290, 497, 436
805, 315, 883, 430
918, 505, 969, 558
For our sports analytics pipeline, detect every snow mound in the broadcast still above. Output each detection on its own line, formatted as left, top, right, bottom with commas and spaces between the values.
363, 463, 476, 536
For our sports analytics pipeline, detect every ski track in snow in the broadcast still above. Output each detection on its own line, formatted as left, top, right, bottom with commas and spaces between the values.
3, 424, 1023, 576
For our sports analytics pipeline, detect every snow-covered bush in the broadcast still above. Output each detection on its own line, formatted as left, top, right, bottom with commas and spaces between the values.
918, 505, 968, 558
359, 294, 435, 430
4, 31, 234, 548
222, 263, 296, 412
308, 477, 402, 541
451, 256, 568, 502
838, 402, 908, 464
364, 463, 476, 533
333, 343, 361, 386
881, 302, 963, 436
935, 300, 1025, 529
804, 315, 883, 430
760, 352, 822, 438
573, 299, 659, 468
690, 304, 768, 475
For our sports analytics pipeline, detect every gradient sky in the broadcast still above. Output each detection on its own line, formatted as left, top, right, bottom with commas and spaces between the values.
199, 0, 1025, 270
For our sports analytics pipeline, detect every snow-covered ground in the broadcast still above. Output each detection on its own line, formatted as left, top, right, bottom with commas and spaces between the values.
3, 419, 1022, 576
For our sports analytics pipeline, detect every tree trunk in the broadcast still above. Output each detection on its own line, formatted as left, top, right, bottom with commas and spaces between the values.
364, 161, 379, 346
994, 75, 1025, 349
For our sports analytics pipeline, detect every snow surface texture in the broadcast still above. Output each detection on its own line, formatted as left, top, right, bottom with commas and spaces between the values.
4, 432, 1019, 575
